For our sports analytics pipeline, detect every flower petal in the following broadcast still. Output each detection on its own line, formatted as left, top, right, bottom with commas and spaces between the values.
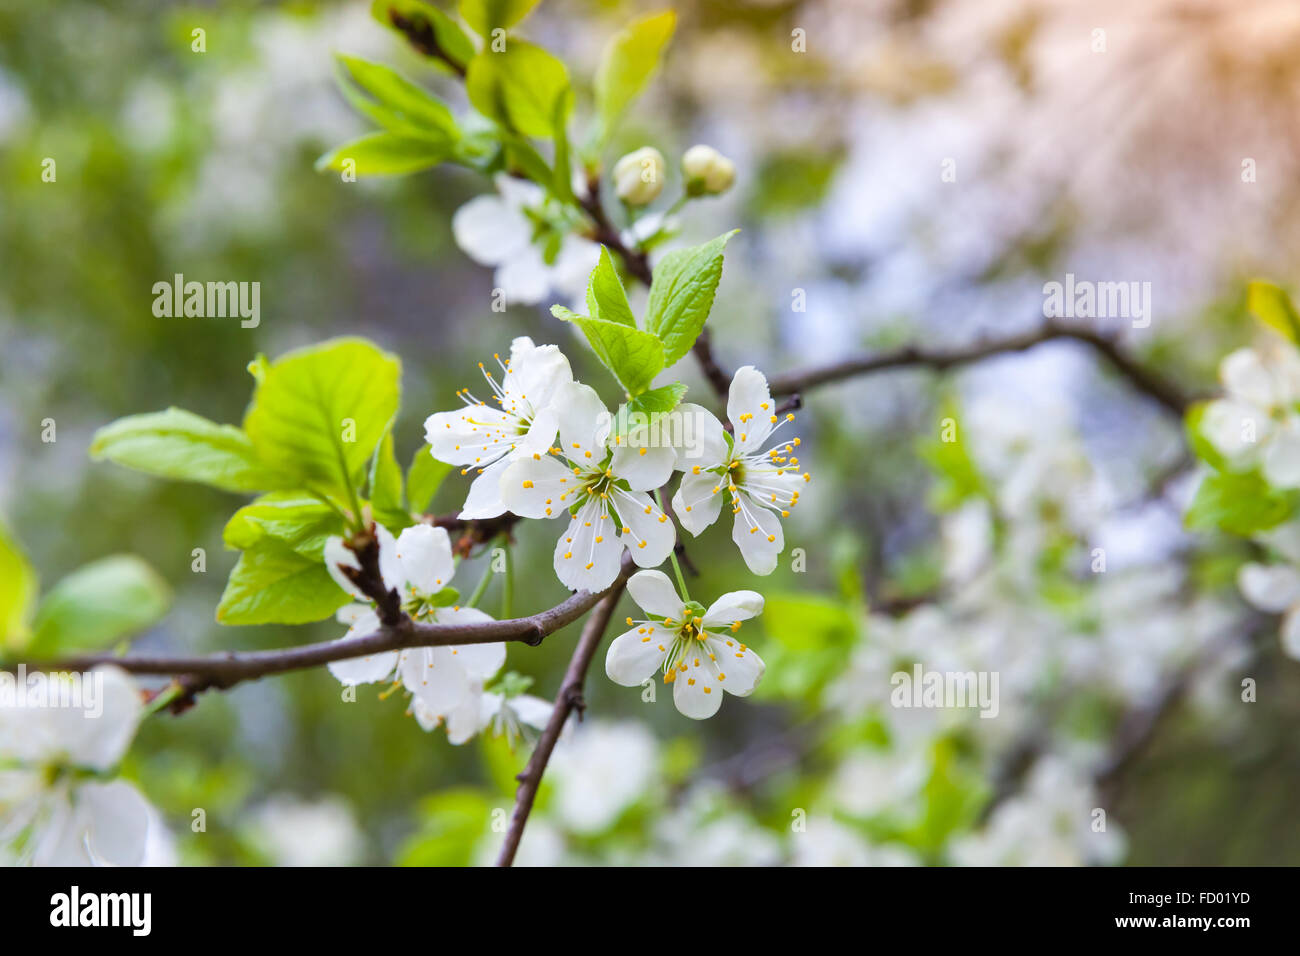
424, 404, 516, 468
394, 524, 455, 596
672, 656, 724, 719
706, 635, 765, 697
554, 498, 623, 592
459, 455, 512, 519
666, 403, 728, 469
324, 535, 365, 599
554, 381, 612, 462
1237, 562, 1300, 612
672, 469, 725, 536
727, 366, 776, 455
79, 780, 152, 867
433, 606, 506, 682
610, 443, 676, 490
702, 590, 764, 629
452, 194, 528, 266
627, 569, 683, 619
1264, 420, 1300, 488
1282, 606, 1300, 660
613, 489, 676, 568
500, 453, 578, 518
730, 494, 784, 575
606, 624, 670, 686
1220, 348, 1276, 407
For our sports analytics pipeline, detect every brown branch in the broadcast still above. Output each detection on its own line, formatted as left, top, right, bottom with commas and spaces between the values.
496, 567, 629, 866
766, 321, 1199, 416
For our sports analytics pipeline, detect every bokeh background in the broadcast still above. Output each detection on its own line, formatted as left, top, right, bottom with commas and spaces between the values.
3, 0, 1300, 865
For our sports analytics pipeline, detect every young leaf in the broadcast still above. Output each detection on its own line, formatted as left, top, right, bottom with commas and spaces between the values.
243, 338, 402, 503
458, 0, 542, 37
29, 556, 170, 656
408, 444, 453, 513
1247, 280, 1300, 344
644, 231, 737, 367
552, 305, 665, 396
217, 539, 351, 626
466, 42, 571, 140
1185, 469, 1299, 535
371, 0, 476, 73
586, 246, 636, 327
223, 493, 345, 562
90, 407, 296, 494
370, 432, 412, 532
335, 55, 459, 138
0, 521, 38, 651
315, 131, 454, 176
593, 10, 676, 146
612, 383, 687, 440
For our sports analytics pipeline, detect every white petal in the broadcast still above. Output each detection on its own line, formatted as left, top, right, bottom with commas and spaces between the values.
506, 339, 573, 416
550, 236, 602, 300
432, 606, 506, 682
610, 443, 676, 490
52, 667, 144, 772
510, 694, 554, 732
443, 690, 488, 744
497, 247, 552, 306
606, 624, 670, 686
1220, 348, 1276, 407
452, 195, 528, 266
374, 524, 402, 593
324, 536, 365, 599
554, 498, 623, 592
627, 569, 683, 619
702, 590, 764, 629
494, 172, 544, 212
394, 524, 455, 595
731, 495, 784, 575
459, 456, 512, 519
1200, 399, 1267, 459
672, 470, 725, 536
613, 489, 676, 568
327, 629, 399, 685
666, 403, 728, 469
1282, 607, 1300, 660
727, 366, 776, 455
1237, 562, 1300, 612
1264, 421, 1300, 488
554, 381, 612, 462
500, 454, 579, 518
706, 635, 765, 697
79, 780, 151, 867
672, 656, 724, 719
400, 647, 472, 716
423, 404, 516, 467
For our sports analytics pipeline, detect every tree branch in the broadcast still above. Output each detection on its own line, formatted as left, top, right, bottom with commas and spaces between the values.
766, 321, 1199, 415
496, 568, 629, 866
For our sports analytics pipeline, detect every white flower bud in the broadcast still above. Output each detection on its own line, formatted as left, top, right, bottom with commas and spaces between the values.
681, 144, 735, 196
612, 147, 666, 206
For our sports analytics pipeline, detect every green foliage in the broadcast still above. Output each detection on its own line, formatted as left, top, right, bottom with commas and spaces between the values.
1247, 280, 1300, 344
371, 0, 476, 73
223, 493, 345, 562
90, 408, 296, 494
644, 231, 737, 367
0, 522, 38, 651
918, 406, 987, 511
458, 0, 541, 37
397, 788, 494, 865
315, 131, 455, 176
217, 539, 351, 626
756, 593, 858, 702
334, 55, 459, 139
1185, 469, 1299, 536
552, 305, 665, 396
243, 337, 401, 505
591, 10, 676, 149
407, 444, 452, 513
466, 41, 571, 140
369, 433, 412, 532
28, 556, 170, 657
586, 247, 636, 327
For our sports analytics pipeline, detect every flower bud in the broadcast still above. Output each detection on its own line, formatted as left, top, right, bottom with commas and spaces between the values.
612, 146, 666, 205
681, 144, 735, 196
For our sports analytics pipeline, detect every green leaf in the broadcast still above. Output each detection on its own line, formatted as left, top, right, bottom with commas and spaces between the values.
918, 407, 987, 511
397, 788, 492, 866
1247, 280, 1300, 344
408, 444, 453, 513
644, 231, 737, 367
587, 247, 636, 327
90, 407, 296, 494
29, 556, 170, 656
335, 55, 459, 138
612, 383, 687, 440
315, 131, 454, 176
592, 10, 676, 146
369, 432, 412, 531
371, 0, 476, 73
0, 521, 38, 652
1184, 401, 1228, 473
552, 305, 664, 395
216, 540, 351, 626
466, 42, 571, 140
244, 338, 402, 504
223, 493, 345, 562
1185, 469, 1299, 535
457, 0, 541, 37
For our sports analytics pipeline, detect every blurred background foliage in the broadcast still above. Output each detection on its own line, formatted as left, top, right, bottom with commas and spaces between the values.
3, 0, 1300, 865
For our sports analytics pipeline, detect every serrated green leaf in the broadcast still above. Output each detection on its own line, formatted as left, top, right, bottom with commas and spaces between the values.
408, 444, 453, 513
613, 383, 687, 440
458, 0, 541, 37
90, 407, 296, 494
1185, 469, 1299, 535
0, 521, 37, 652
587, 246, 636, 327
552, 305, 664, 395
29, 556, 170, 656
592, 10, 676, 146
1247, 280, 1300, 344
370, 432, 412, 531
335, 55, 459, 138
223, 493, 345, 562
371, 0, 476, 73
243, 338, 401, 503
644, 231, 737, 367
315, 131, 454, 176
216, 540, 350, 626
466, 42, 571, 140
